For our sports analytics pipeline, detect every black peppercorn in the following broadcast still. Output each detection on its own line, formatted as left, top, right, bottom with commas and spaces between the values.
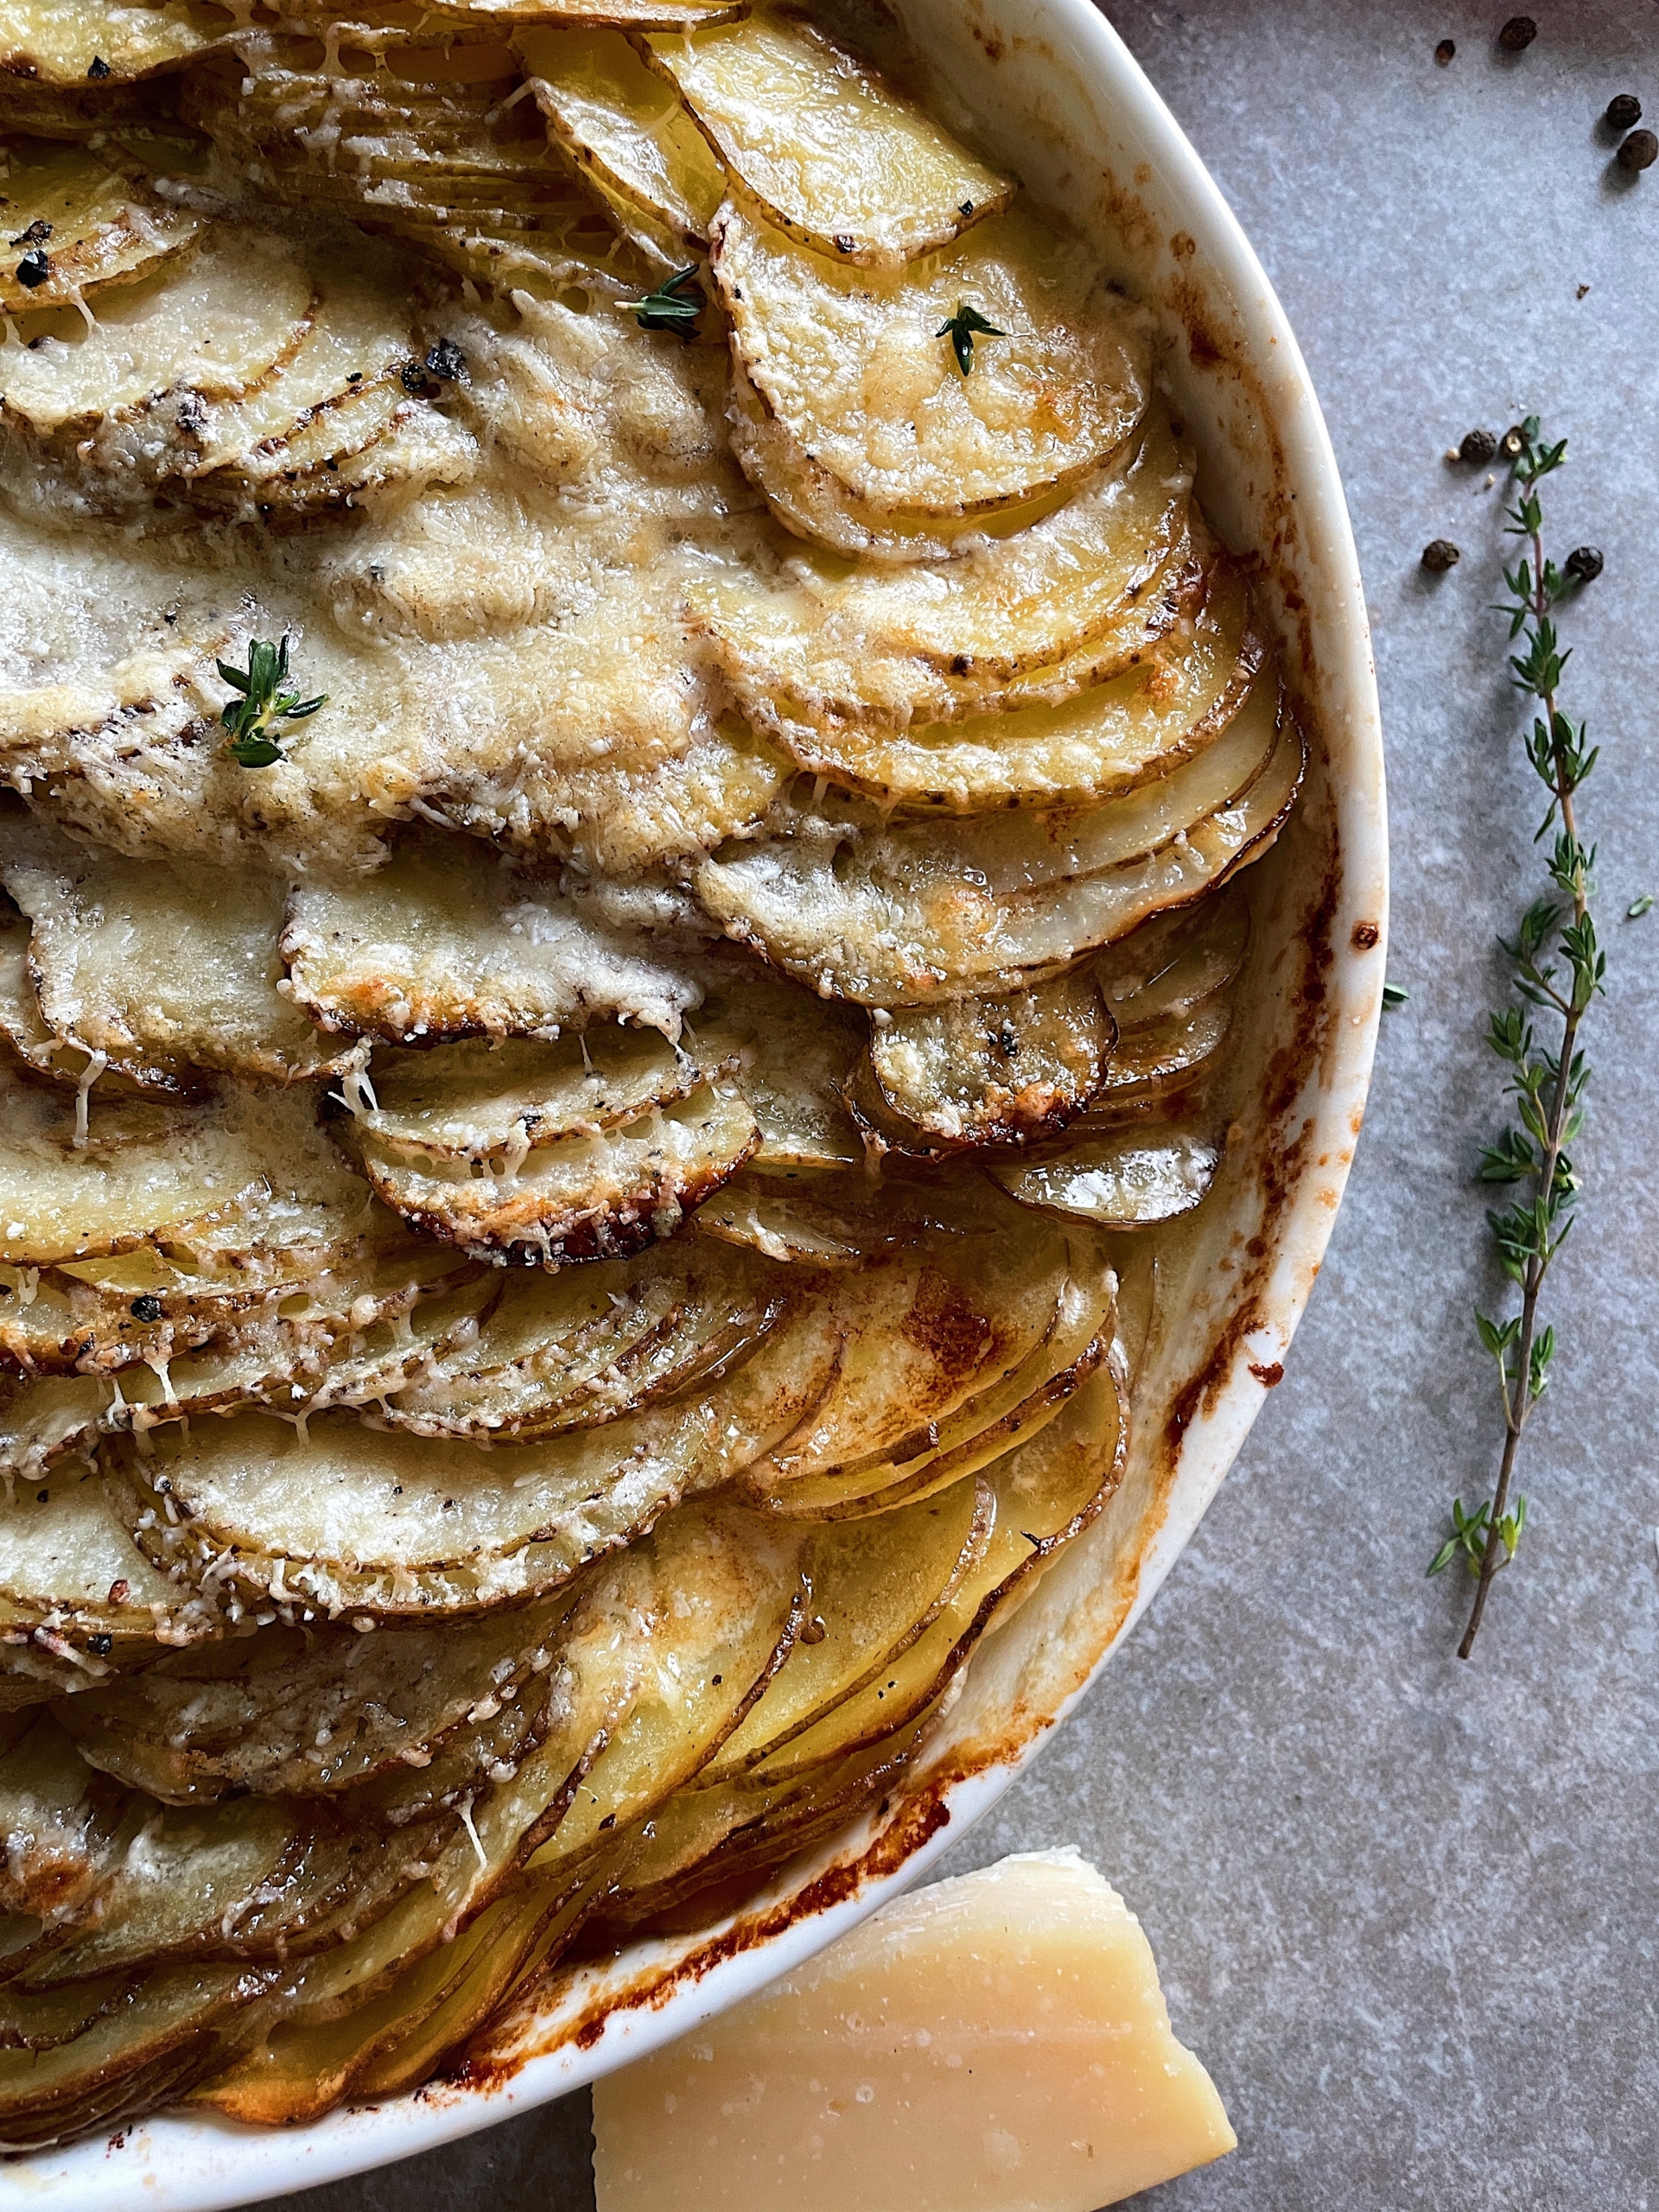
130, 1293, 164, 1322
1421, 539, 1461, 573
1618, 128, 1658, 172
400, 360, 435, 395
1459, 428, 1498, 466
10, 218, 50, 248
86, 54, 111, 78
1434, 38, 1455, 66
1605, 93, 1642, 131
423, 336, 467, 382
1497, 16, 1537, 51
88, 1633, 113, 1656
1564, 545, 1605, 584
15, 247, 50, 289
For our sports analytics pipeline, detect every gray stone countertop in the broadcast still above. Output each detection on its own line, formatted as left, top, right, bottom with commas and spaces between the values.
268, 6, 1659, 2207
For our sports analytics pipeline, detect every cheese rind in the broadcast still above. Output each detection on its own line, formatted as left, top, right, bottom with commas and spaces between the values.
591, 1848, 1236, 2212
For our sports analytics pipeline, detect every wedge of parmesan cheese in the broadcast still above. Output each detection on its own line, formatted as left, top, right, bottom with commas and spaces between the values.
591, 1849, 1235, 2212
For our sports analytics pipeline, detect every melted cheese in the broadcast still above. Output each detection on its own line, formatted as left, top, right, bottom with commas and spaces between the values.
592, 1850, 1235, 2212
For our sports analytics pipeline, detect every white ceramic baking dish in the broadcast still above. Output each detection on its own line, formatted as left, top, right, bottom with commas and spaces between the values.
14, 3, 1385, 2201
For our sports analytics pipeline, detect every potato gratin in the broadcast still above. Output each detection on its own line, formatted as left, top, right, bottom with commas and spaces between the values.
0, 0, 1302, 2145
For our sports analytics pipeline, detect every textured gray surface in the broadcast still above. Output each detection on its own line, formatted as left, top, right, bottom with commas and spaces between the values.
266, 6, 1659, 2208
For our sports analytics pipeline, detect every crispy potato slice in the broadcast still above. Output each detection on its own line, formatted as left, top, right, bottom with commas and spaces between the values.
989, 1127, 1222, 1228
643, 11, 1010, 267
283, 834, 706, 1046
749, 1355, 1124, 1781
696, 680, 1299, 1003
702, 1471, 988, 1783
690, 410, 1194, 733
111, 1306, 841, 1615
0, 1714, 129, 1922
0, 137, 201, 316
0, 817, 349, 1085
745, 1214, 1070, 1493
338, 1079, 759, 1263
0, 226, 315, 452
345, 1028, 721, 1166
384, 1243, 789, 1439
853, 966, 1114, 1154
523, 26, 728, 250
780, 563, 1262, 811
711, 202, 1147, 515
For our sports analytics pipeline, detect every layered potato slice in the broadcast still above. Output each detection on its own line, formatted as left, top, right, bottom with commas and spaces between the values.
697, 675, 1303, 1002
779, 562, 1264, 810
0, 814, 347, 1086
710, 202, 1148, 517
107, 1305, 841, 1614
851, 965, 1115, 1155
0, 136, 202, 315
641, 10, 1012, 266
0, 226, 316, 461
521, 26, 728, 253
283, 834, 707, 1044
690, 408, 1195, 732
337, 1077, 760, 1262
382, 1240, 789, 1439
0, 1, 232, 137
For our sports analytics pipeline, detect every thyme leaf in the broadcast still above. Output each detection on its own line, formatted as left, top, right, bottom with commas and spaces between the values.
624, 265, 703, 337
937, 301, 1004, 376
216, 635, 326, 769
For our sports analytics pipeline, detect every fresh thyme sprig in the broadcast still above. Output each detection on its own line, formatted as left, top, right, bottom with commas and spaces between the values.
624, 265, 702, 337
937, 301, 1003, 376
1428, 416, 1605, 1657
216, 636, 326, 768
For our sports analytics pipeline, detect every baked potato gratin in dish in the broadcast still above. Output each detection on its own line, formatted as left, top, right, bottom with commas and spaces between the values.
0, 0, 1304, 2146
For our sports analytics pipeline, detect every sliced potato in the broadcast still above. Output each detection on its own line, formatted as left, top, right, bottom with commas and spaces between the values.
283, 834, 707, 1045
711, 201, 1147, 516
693, 1160, 990, 1266
383, 1243, 789, 1439
0, 1463, 207, 1656
1094, 881, 1250, 1022
344, 1028, 720, 1166
0, 817, 348, 1086
988, 1127, 1221, 1227
690, 410, 1194, 734
0, 1713, 127, 1922
644, 11, 1011, 267
0, 137, 201, 316
703, 1471, 988, 1782
694, 969, 866, 1170
748, 1355, 1124, 1780
1094, 997, 1229, 1100
417, 0, 747, 28
523, 26, 728, 251
0, 226, 315, 452
0, 1066, 383, 1269
780, 563, 1262, 811
0, 0, 232, 91
111, 1306, 842, 1615
0, 905, 155, 1097
696, 679, 1300, 1002
339, 1078, 759, 1264
60, 1593, 585, 1802
854, 966, 1114, 1154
